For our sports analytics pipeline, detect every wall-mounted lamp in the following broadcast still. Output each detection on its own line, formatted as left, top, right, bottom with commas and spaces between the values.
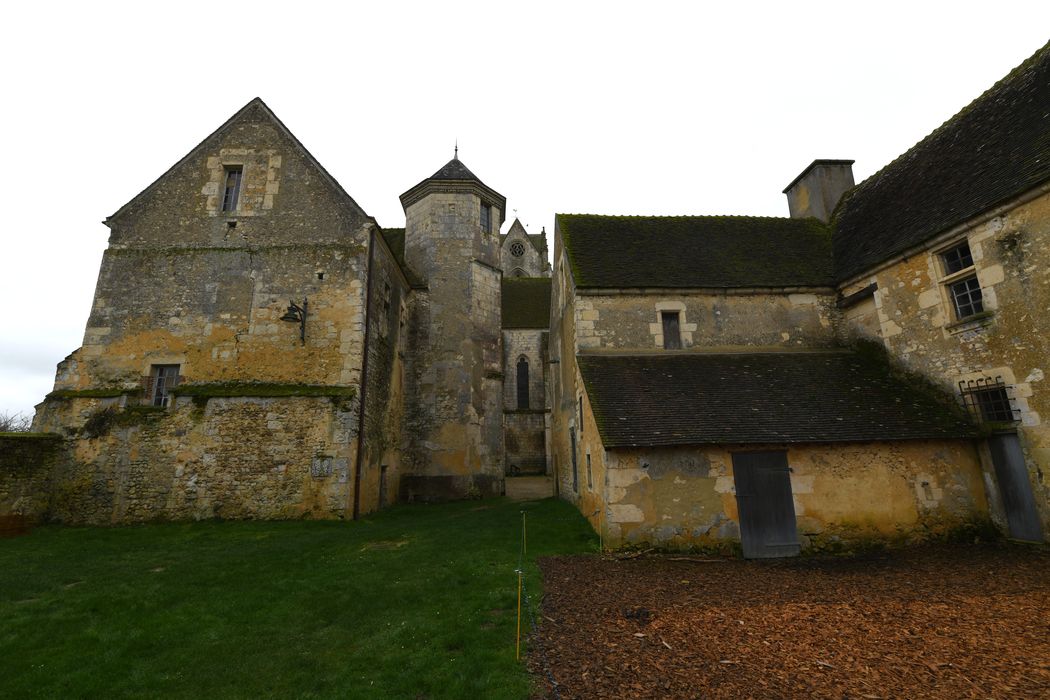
280, 298, 308, 344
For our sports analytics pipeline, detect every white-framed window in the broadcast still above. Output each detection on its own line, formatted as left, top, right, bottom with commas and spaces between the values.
939, 241, 984, 321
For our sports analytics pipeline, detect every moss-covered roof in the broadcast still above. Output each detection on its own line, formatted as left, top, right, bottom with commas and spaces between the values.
578, 351, 976, 448
501, 278, 551, 329
833, 41, 1050, 281
558, 215, 834, 289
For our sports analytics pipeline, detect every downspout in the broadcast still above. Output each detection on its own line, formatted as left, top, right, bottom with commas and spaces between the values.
352, 227, 377, 520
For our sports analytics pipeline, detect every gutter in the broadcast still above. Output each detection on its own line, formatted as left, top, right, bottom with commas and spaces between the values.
352, 226, 377, 520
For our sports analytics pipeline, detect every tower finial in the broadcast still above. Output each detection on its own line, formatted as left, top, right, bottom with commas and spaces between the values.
454, 139, 458, 160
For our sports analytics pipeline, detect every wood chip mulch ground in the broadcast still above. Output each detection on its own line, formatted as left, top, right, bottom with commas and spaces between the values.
529, 543, 1050, 699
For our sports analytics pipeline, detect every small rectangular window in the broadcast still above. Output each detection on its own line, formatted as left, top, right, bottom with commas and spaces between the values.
146, 364, 180, 407
480, 203, 492, 234
570, 428, 578, 493
222, 167, 242, 212
941, 242, 974, 275
586, 453, 593, 490
662, 311, 682, 349
578, 396, 584, 434
948, 276, 984, 319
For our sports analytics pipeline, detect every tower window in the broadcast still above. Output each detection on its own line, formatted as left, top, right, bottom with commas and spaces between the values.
662, 311, 682, 349
480, 203, 492, 234
222, 166, 242, 212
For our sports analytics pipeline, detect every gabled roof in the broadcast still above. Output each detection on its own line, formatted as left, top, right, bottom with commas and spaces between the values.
834, 41, 1050, 281
501, 218, 548, 255
106, 97, 372, 226
558, 215, 834, 289
578, 352, 975, 448
501, 277, 551, 329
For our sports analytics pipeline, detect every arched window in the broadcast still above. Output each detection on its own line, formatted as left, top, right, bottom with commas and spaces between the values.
516, 357, 530, 409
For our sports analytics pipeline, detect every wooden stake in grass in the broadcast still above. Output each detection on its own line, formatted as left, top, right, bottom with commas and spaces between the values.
516, 568, 523, 661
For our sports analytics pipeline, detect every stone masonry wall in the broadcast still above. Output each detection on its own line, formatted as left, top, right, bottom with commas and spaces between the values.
839, 190, 1050, 536
33, 394, 355, 524
356, 233, 410, 513
0, 434, 65, 521
503, 329, 548, 475
576, 290, 839, 351
400, 191, 504, 499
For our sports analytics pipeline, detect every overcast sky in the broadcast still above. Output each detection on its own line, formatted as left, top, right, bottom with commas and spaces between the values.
1, 2, 1047, 417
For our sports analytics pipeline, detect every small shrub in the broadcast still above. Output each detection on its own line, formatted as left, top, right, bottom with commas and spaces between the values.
80, 407, 119, 438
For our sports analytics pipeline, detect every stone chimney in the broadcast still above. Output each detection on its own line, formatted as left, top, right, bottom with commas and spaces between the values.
783, 159, 855, 222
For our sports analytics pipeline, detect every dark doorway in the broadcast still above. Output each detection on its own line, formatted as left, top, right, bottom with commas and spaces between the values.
732, 450, 800, 558
988, 433, 1043, 542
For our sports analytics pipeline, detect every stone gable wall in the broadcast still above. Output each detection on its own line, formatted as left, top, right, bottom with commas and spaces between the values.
839, 190, 1050, 536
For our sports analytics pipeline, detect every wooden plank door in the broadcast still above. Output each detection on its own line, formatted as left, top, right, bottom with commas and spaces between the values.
988, 433, 1043, 542
732, 451, 801, 558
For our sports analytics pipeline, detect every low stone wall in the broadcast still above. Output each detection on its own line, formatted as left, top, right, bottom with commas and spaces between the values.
0, 433, 66, 522
30, 390, 359, 525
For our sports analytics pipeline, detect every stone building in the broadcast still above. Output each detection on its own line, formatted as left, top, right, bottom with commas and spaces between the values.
550, 41, 1050, 553
2, 41, 1048, 555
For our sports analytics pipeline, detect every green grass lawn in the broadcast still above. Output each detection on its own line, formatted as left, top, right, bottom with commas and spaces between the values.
0, 498, 596, 699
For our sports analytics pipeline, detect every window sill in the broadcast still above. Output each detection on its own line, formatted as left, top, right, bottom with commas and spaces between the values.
946, 310, 994, 334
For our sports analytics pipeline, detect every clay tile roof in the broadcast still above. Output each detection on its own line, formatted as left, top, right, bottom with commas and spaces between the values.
429, 157, 482, 182
577, 352, 975, 448
558, 215, 834, 289
833, 41, 1050, 281
501, 277, 551, 329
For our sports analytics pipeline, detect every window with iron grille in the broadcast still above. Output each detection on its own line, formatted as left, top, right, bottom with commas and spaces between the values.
959, 377, 1018, 424
144, 365, 181, 407
221, 167, 242, 212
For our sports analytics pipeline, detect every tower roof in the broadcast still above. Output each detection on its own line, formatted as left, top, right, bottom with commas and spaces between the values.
429, 156, 481, 182
399, 155, 507, 222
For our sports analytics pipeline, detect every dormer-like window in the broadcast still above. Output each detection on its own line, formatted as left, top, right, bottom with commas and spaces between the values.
222, 166, 242, 212
480, 203, 492, 234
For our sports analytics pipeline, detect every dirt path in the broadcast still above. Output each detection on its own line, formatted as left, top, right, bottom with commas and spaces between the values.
530, 544, 1050, 699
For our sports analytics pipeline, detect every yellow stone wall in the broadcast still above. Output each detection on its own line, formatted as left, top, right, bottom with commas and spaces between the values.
839, 189, 1050, 534
599, 440, 989, 551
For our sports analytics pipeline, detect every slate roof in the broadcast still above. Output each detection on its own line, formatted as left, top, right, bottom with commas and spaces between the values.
379, 228, 424, 287
429, 157, 482, 182
834, 41, 1050, 281
577, 352, 975, 448
558, 215, 834, 289
502, 277, 552, 329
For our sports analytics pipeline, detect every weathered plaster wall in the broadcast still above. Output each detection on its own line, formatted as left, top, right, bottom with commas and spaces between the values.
839, 190, 1050, 534
601, 440, 989, 551
576, 291, 839, 351
549, 238, 582, 501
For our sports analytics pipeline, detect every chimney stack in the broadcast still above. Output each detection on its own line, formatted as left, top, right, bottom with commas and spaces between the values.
783, 159, 855, 222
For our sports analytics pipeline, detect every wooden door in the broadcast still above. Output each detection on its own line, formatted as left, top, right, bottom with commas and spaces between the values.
732, 451, 800, 558
988, 433, 1043, 542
